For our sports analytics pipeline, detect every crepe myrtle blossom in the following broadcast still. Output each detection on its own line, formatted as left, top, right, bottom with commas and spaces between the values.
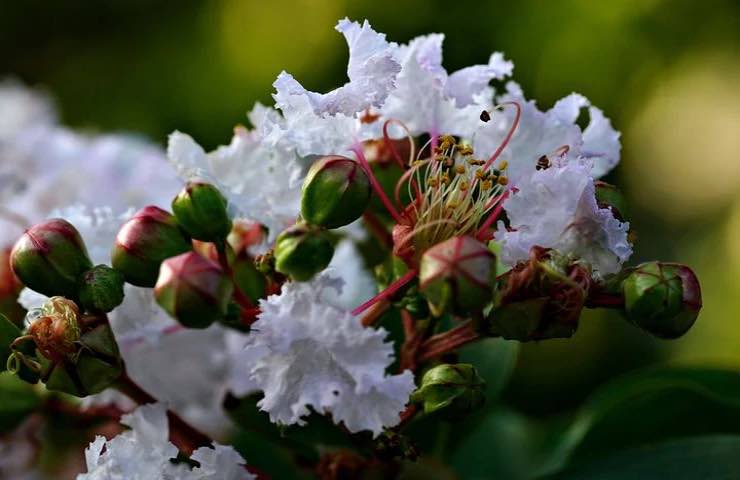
473, 82, 621, 183
268, 18, 401, 157
0, 80, 181, 247
239, 274, 415, 437
496, 158, 632, 276
167, 104, 305, 241
78, 403, 254, 480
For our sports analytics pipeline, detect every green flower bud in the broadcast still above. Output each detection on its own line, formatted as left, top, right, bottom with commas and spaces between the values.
595, 181, 628, 221
10, 219, 93, 298
301, 156, 372, 228
111, 206, 192, 287
489, 247, 590, 341
419, 236, 495, 316
172, 181, 232, 242
232, 254, 266, 304
412, 363, 485, 417
154, 252, 234, 329
622, 262, 702, 339
274, 224, 334, 282
78, 265, 125, 313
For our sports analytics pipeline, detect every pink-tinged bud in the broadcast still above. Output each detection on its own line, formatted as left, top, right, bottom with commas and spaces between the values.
111, 206, 192, 287
622, 262, 702, 339
154, 252, 234, 329
419, 236, 496, 316
489, 247, 591, 341
11, 219, 93, 298
301, 156, 372, 228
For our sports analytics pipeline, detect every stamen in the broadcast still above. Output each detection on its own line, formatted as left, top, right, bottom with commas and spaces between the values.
351, 269, 418, 316
351, 143, 405, 224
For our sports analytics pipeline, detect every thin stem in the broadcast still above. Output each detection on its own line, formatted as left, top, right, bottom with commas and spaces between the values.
351, 269, 417, 316
416, 321, 481, 363
475, 191, 509, 240
482, 101, 521, 171
351, 144, 404, 224
360, 299, 391, 327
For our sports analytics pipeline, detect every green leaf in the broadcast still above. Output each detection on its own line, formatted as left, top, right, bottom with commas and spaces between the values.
541, 435, 740, 480
0, 371, 41, 432
458, 337, 519, 402
536, 367, 740, 476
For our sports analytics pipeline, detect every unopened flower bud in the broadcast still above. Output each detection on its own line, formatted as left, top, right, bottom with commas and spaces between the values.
622, 262, 701, 339
419, 236, 495, 316
78, 265, 125, 313
172, 181, 232, 242
21, 297, 122, 396
301, 156, 372, 228
489, 246, 590, 341
111, 206, 192, 287
411, 363, 485, 417
11, 219, 93, 298
594, 181, 628, 221
274, 224, 334, 281
232, 254, 266, 303
154, 252, 234, 329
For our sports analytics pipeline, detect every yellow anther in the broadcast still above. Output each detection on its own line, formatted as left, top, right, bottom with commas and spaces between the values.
454, 165, 466, 174
441, 174, 450, 185
467, 158, 484, 166
428, 178, 439, 188
475, 169, 486, 180
459, 180, 469, 191
497, 176, 509, 186
446, 201, 459, 209
457, 145, 474, 156
498, 160, 508, 170
481, 180, 493, 190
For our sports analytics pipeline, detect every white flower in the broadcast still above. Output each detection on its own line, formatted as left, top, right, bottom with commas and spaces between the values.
497, 159, 632, 276
381, 34, 512, 137
269, 19, 401, 157
0, 82, 181, 247
241, 274, 415, 437
78, 403, 254, 480
472, 83, 620, 183
167, 104, 305, 241
0, 78, 56, 140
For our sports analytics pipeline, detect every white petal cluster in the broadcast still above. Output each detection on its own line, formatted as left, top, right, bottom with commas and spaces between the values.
167, 104, 305, 241
0, 80, 181, 247
239, 274, 415, 437
382, 35, 511, 137
496, 159, 632, 276
78, 403, 254, 480
473, 83, 621, 183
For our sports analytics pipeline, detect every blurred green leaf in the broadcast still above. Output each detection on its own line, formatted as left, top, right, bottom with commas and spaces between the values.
536, 367, 740, 476
458, 338, 519, 402
541, 435, 740, 480
0, 371, 40, 432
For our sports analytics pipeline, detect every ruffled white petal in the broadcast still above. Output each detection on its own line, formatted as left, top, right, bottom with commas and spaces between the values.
77, 403, 254, 480
497, 159, 631, 276
242, 275, 415, 437
445, 52, 513, 107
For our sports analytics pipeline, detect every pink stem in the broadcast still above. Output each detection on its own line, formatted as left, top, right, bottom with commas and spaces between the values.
482, 102, 521, 171
476, 191, 510, 240
352, 143, 404, 224
351, 269, 417, 316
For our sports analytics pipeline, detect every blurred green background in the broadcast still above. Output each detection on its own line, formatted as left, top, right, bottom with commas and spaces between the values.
2, 0, 739, 417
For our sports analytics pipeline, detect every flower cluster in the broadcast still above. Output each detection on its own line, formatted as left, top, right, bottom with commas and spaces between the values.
0, 18, 702, 479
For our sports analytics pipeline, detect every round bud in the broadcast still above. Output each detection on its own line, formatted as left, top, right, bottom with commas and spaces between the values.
419, 236, 496, 316
595, 181, 628, 221
172, 181, 232, 242
274, 224, 334, 282
10, 219, 93, 298
301, 156, 371, 228
489, 247, 590, 341
111, 206, 192, 287
154, 252, 234, 329
622, 262, 702, 339
412, 363, 485, 417
78, 265, 125, 313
